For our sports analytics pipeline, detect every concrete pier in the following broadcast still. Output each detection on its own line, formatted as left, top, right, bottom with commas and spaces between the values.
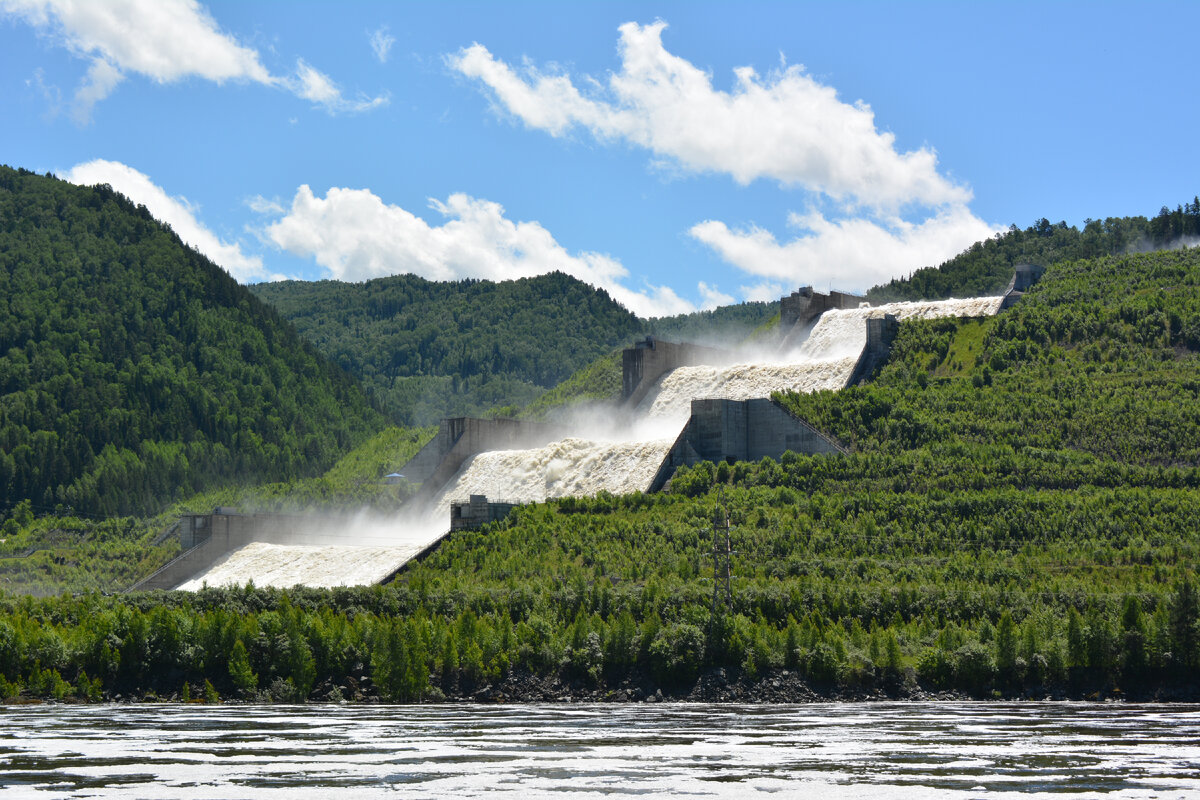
648, 398, 845, 491
621, 336, 732, 407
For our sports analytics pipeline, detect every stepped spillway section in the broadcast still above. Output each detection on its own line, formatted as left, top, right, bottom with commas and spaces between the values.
639, 296, 1005, 422
175, 543, 430, 591
434, 436, 676, 515
798, 296, 1006, 361
639, 358, 858, 423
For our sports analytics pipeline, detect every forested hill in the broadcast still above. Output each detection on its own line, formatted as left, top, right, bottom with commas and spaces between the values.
0, 167, 384, 518
251, 274, 778, 426
250, 273, 642, 425
867, 198, 1200, 303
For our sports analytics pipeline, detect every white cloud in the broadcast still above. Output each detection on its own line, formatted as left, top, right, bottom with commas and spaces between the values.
451, 20, 1003, 294
246, 194, 284, 215
690, 206, 1001, 293
65, 159, 270, 282
71, 56, 123, 123
697, 281, 734, 309
262, 185, 696, 317
369, 25, 395, 64
2, 0, 386, 118
449, 21, 968, 210
739, 281, 786, 303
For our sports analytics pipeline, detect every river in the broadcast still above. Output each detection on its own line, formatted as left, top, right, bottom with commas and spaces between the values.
2, 702, 1198, 798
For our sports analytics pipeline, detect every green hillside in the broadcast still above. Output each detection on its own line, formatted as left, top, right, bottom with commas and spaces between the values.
866, 200, 1200, 303
4, 247, 1200, 703
250, 275, 779, 426
250, 272, 644, 426
0, 167, 385, 518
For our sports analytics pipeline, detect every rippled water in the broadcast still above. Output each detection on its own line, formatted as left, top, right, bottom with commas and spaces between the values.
2, 703, 1198, 798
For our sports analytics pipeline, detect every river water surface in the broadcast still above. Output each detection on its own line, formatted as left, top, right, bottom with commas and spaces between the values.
2, 702, 1198, 798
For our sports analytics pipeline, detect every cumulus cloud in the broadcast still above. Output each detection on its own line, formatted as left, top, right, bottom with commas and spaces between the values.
65, 159, 270, 282
697, 281, 735, 309
369, 25, 395, 64
1, 0, 386, 119
262, 185, 697, 317
691, 206, 1000, 292
452, 20, 1000, 294
449, 21, 968, 210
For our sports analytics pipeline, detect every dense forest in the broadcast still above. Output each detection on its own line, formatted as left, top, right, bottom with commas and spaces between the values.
250, 275, 777, 426
2, 247, 1200, 703
0, 167, 385, 519
866, 199, 1200, 302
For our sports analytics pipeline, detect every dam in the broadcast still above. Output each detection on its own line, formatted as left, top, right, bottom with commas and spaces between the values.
150, 277, 1030, 592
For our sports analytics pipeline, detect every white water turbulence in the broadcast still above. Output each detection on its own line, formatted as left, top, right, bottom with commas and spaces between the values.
177, 543, 423, 591
640, 358, 859, 424
434, 437, 674, 515
798, 296, 1006, 361
176, 510, 448, 591
639, 296, 1005, 422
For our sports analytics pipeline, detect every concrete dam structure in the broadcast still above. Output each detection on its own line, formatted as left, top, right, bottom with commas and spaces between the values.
648, 398, 846, 492
133, 508, 447, 591
622, 337, 733, 407
152, 273, 1038, 592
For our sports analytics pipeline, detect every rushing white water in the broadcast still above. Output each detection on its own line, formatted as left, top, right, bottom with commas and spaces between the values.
639, 357, 858, 422
797, 296, 1006, 361
639, 296, 1005, 422
2, 703, 1198, 799
174, 295, 1007, 591
176, 542, 435, 590
434, 437, 675, 514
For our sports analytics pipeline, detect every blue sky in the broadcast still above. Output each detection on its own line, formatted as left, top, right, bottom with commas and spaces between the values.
2, 1, 1198, 317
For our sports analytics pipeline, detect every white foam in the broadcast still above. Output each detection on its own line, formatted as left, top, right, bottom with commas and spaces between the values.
176, 541, 436, 590
176, 295, 1006, 591
639, 357, 859, 423
433, 437, 675, 515
639, 296, 1005, 422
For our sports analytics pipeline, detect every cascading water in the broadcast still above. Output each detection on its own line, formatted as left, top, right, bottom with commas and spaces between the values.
797, 297, 1006, 361
179, 294, 1006, 590
639, 296, 1004, 422
638, 359, 859, 423
176, 543, 425, 591
432, 437, 676, 515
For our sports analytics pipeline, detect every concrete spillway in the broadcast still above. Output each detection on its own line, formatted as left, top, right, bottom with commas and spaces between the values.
161, 292, 1010, 592
798, 296, 1005, 361
176, 543, 428, 591
428, 297, 1003, 509
432, 437, 676, 515
638, 358, 859, 423
638, 296, 1004, 422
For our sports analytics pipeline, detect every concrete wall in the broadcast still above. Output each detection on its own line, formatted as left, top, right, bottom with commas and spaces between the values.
845, 314, 900, 387
130, 511, 317, 591
450, 495, 519, 531
1001, 264, 1047, 309
404, 416, 571, 507
622, 337, 732, 407
780, 287, 865, 333
648, 398, 845, 491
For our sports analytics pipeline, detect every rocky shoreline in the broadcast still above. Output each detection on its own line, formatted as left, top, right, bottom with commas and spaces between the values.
323, 666, 1200, 706
9, 667, 1198, 705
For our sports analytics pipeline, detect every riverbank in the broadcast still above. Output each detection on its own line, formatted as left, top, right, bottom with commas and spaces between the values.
8, 667, 1200, 706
